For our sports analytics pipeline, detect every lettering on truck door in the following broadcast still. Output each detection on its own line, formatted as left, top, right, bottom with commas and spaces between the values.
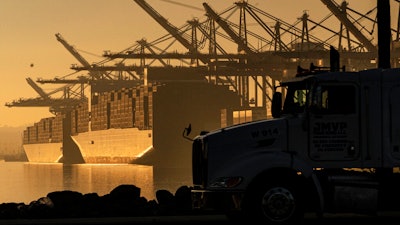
308, 83, 360, 161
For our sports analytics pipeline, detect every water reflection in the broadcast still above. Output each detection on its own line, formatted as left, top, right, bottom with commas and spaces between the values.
0, 162, 192, 204
61, 164, 154, 199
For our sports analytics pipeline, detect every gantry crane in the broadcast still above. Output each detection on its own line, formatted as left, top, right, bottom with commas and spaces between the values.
132, 1, 243, 66
38, 33, 143, 93
57, 33, 141, 80
121, 1, 272, 107
5, 78, 86, 114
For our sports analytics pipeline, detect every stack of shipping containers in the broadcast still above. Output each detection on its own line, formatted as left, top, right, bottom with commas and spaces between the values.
91, 91, 109, 131
134, 84, 157, 130
109, 88, 134, 129
71, 101, 89, 135
23, 114, 63, 144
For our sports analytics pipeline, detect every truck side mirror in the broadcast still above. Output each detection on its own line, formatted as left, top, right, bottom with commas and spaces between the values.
182, 124, 193, 141
271, 92, 282, 118
185, 123, 192, 136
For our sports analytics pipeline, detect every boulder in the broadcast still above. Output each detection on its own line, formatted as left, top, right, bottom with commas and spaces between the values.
0, 202, 24, 219
175, 185, 193, 213
47, 190, 84, 217
102, 184, 153, 217
155, 189, 176, 215
26, 197, 54, 219
109, 184, 141, 204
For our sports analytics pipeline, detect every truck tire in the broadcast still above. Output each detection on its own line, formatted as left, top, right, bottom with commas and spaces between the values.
242, 178, 304, 225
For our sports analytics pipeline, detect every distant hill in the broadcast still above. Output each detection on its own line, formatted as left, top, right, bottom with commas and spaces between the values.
0, 126, 26, 161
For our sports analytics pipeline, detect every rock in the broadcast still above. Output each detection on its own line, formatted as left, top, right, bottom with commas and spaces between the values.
47, 190, 84, 218
155, 189, 176, 215
102, 184, 153, 217
175, 186, 193, 213
109, 184, 141, 204
81, 193, 102, 217
26, 197, 54, 219
0, 202, 24, 219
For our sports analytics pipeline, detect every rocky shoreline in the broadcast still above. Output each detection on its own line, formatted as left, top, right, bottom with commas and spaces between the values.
0, 184, 198, 220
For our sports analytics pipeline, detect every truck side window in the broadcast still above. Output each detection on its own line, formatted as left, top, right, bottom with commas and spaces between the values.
311, 84, 355, 114
283, 88, 308, 114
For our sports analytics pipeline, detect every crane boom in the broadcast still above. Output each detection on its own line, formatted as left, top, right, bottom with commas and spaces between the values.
320, 0, 377, 52
55, 33, 111, 79
5, 98, 83, 108
55, 33, 92, 68
133, 0, 196, 54
26, 77, 49, 99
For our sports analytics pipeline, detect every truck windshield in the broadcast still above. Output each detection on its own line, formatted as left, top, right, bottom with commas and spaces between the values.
282, 84, 310, 114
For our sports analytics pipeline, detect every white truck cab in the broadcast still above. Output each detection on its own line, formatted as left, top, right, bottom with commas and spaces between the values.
188, 64, 400, 224
187, 1, 395, 223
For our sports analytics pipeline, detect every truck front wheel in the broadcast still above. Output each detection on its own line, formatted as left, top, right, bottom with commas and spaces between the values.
242, 178, 304, 225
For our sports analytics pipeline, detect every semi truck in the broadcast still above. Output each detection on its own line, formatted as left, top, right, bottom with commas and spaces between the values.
184, 52, 400, 224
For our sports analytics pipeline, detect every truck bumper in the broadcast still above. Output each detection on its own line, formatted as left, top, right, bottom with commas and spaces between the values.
191, 189, 244, 212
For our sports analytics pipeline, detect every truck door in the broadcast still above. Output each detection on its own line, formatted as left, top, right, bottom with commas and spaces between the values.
308, 83, 360, 161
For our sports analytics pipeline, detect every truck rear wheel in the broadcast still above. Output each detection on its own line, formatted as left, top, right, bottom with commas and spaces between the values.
242, 178, 304, 225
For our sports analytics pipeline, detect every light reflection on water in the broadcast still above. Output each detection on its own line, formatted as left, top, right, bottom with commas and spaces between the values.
0, 162, 192, 204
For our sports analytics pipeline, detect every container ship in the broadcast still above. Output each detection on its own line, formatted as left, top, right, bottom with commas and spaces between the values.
22, 71, 267, 166
23, 83, 156, 164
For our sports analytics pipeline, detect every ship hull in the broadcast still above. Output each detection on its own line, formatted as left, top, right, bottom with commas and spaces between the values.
23, 128, 153, 164
72, 128, 153, 164
23, 143, 63, 163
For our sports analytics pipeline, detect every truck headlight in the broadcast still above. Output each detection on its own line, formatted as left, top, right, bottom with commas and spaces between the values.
209, 177, 242, 188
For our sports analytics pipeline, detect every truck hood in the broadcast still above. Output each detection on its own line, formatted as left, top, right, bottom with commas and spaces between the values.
204, 118, 287, 152
198, 118, 289, 189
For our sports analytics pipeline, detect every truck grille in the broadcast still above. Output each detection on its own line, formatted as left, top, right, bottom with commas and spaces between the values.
192, 138, 207, 187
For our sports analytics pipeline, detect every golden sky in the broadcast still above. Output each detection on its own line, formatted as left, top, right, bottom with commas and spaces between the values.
0, 0, 386, 127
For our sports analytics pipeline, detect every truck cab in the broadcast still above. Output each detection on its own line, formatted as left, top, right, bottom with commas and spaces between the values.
189, 65, 400, 224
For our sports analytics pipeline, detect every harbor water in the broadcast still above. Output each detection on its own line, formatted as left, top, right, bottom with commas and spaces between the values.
0, 161, 192, 204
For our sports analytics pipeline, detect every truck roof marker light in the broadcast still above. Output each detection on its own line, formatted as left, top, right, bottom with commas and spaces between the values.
209, 177, 243, 188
